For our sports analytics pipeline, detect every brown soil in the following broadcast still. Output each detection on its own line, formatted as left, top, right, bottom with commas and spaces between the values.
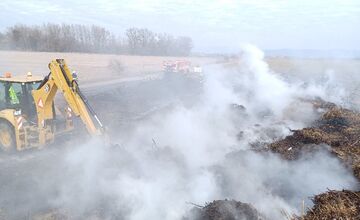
187, 200, 265, 220
297, 190, 360, 220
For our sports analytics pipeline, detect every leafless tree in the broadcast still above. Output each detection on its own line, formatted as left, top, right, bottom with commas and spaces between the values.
0, 23, 193, 56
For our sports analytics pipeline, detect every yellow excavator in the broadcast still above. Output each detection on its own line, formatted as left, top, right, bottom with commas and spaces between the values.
0, 59, 104, 152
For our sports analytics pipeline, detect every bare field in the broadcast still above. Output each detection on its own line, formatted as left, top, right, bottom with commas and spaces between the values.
267, 57, 360, 107
0, 51, 218, 83
1, 51, 359, 86
1, 51, 359, 106
267, 57, 360, 88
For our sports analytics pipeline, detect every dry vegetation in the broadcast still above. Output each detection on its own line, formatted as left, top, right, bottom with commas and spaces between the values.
184, 99, 360, 220
297, 190, 360, 220
181, 99, 360, 219
186, 200, 264, 220
266, 99, 360, 219
269, 100, 360, 180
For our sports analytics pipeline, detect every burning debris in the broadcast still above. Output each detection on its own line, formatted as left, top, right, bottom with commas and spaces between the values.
264, 100, 360, 219
269, 104, 360, 180
297, 190, 360, 220
186, 200, 264, 220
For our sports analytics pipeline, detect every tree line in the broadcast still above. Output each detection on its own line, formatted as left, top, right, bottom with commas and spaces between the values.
0, 24, 193, 56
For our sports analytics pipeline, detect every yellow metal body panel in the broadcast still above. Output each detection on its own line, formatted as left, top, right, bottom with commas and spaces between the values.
0, 109, 23, 150
0, 59, 101, 151
32, 59, 101, 141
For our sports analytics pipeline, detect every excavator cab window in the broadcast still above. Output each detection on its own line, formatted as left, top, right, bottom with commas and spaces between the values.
8, 83, 21, 105
0, 81, 22, 110
3, 82, 23, 109
0, 81, 41, 120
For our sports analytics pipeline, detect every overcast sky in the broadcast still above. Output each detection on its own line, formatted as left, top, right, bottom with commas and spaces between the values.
1, 0, 359, 52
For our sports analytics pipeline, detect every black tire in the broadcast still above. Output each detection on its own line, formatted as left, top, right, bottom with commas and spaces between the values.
0, 122, 16, 153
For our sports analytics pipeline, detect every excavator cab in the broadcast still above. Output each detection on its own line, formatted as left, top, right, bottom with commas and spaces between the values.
0, 74, 46, 151
0, 60, 104, 152
0, 77, 41, 120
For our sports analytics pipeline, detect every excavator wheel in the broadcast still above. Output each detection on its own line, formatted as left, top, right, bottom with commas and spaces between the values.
0, 122, 16, 153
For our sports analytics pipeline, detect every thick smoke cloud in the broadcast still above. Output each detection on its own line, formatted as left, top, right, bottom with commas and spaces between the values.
2, 45, 358, 220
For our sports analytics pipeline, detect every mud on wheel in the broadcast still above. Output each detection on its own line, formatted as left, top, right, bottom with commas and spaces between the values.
0, 122, 16, 153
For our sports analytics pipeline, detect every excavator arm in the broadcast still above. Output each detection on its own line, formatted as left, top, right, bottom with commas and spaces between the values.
32, 59, 104, 143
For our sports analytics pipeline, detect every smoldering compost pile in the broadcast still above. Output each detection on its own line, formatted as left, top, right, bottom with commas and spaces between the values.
269, 100, 360, 180
298, 190, 360, 220
185, 100, 360, 220
268, 100, 360, 219
186, 200, 264, 220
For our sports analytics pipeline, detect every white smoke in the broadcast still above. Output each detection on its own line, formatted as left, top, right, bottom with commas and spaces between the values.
101, 44, 356, 219
2, 45, 358, 220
